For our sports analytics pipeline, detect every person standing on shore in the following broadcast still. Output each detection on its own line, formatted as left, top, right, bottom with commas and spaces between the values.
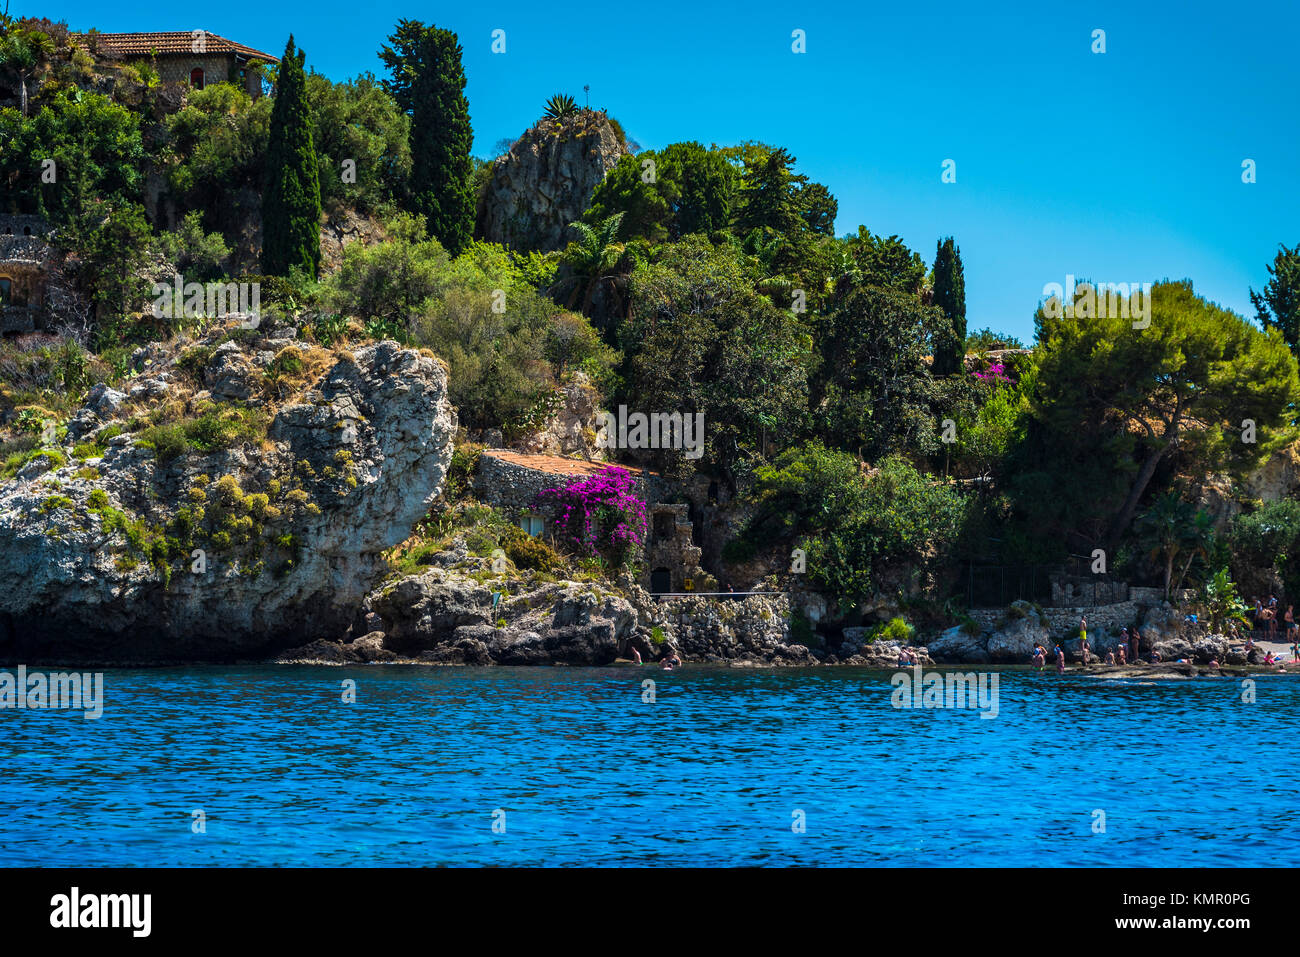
1129, 627, 1140, 665
1055, 644, 1065, 674
1117, 643, 1127, 665
1032, 643, 1046, 670
1080, 616, 1089, 666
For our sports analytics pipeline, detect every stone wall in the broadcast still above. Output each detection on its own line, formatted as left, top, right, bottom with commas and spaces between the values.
969, 598, 1168, 638
646, 593, 813, 663
645, 503, 705, 592
474, 451, 653, 527
126, 55, 263, 98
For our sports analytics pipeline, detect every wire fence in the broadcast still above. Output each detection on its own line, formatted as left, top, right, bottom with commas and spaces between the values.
964, 561, 1130, 610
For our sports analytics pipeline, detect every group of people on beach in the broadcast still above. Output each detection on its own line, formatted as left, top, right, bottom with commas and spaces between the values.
1028, 608, 1300, 672
1031, 615, 1160, 672
1248, 594, 1297, 640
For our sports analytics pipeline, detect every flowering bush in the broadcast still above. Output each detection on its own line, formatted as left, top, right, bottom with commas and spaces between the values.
535, 465, 648, 568
971, 361, 1014, 384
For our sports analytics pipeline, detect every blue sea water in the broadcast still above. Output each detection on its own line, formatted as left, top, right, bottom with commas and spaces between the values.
0, 665, 1296, 867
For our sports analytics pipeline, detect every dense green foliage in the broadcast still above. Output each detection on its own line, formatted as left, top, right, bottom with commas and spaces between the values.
739, 443, 968, 605
379, 21, 474, 254
326, 213, 613, 432
585, 142, 738, 243
930, 237, 966, 375
6, 13, 1300, 626
261, 37, 322, 279
1252, 242, 1300, 359
1033, 280, 1300, 549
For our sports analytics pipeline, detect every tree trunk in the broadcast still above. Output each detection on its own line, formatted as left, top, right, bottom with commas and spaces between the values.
1106, 441, 1171, 551
1173, 550, 1197, 595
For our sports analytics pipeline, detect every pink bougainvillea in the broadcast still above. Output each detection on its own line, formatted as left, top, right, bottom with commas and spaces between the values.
535, 466, 648, 566
972, 361, 1014, 384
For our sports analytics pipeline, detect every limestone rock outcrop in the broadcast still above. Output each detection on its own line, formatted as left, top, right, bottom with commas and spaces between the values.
476, 112, 629, 253
0, 334, 456, 661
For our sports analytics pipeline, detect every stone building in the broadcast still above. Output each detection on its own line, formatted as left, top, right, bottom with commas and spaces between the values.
0, 215, 54, 337
91, 32, 278, 99
645, 503, 707, 594
474, 450, 705, 593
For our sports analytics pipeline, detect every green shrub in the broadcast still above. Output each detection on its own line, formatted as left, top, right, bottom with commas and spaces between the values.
874, 616, 915, 643
136, 423, 190, 462
503, 525, 560, 572
445, 441, 483, 500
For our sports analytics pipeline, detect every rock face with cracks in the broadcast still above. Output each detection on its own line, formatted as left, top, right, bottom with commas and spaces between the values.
0, 337, 456, 662
475, 112, 628, 253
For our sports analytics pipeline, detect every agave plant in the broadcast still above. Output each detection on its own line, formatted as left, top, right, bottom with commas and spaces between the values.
543, 93, 578, 121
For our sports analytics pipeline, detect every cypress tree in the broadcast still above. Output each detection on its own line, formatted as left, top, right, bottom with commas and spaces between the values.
379, 21, 474, 254
261, 36, 321, 278
931, 236, 966, 375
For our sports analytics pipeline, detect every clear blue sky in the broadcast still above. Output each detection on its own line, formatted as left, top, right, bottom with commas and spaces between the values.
37, 0, 1300, 342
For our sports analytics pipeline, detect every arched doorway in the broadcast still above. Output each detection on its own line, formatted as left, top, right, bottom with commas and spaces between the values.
650, 568, 672, 594
190, 67, 205, 89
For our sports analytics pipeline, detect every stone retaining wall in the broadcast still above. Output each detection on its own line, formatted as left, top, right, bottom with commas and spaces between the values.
970, 601, 1141, 637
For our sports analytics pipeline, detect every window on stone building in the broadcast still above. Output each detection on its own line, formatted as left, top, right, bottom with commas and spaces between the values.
190, 67, 205, 89
653, 513, 674, 541
0, 278, 10, 306
518, 516, 545, 537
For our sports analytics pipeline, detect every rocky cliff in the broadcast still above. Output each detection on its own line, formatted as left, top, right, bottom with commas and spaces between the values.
476, 111, 629, 253
0, 328, 456, 662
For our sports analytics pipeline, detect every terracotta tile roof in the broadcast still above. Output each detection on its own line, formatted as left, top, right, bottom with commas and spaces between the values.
90, 32, 278, 62
481, 450, 656, 479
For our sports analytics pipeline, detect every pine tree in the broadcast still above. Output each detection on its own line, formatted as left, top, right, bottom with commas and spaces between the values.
379, 21, 474, 254
931, 236, 966, 375
734, 147, 805, 236
1251, 243, 1300, 359
261, 36, 321, 278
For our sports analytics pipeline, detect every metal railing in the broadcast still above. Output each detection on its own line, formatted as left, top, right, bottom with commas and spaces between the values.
963, 562, 1129, 610
653, 591, 782, 602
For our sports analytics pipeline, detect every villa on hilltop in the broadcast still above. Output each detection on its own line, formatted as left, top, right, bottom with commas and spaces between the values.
85, 31, 278, 99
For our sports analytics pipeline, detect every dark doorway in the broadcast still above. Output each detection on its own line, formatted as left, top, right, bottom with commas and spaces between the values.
650, 568, 672, 594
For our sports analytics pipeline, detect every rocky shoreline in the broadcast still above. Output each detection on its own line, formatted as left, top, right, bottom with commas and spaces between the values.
3, 331, 1297, 675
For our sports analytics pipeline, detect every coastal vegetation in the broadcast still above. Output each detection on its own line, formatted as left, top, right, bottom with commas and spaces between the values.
2, 11, 1299, 648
